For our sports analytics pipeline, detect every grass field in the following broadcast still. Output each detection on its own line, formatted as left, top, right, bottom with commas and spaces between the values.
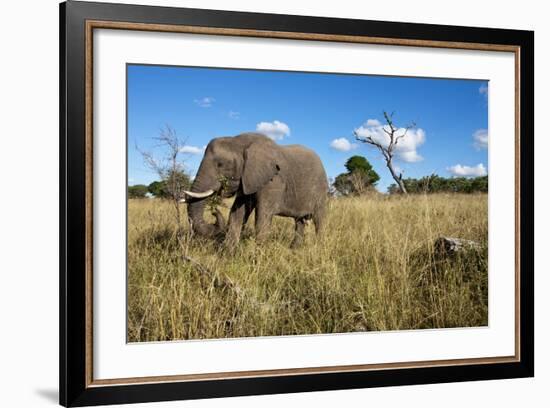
127, 193, 488, 342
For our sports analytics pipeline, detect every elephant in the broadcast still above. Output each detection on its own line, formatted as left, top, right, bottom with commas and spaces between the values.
183, 132, 328, 248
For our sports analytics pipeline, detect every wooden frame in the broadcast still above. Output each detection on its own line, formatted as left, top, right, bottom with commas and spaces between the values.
60, 1, 534, 406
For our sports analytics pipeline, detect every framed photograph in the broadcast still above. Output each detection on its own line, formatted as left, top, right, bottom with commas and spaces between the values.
60, 1, 534, 406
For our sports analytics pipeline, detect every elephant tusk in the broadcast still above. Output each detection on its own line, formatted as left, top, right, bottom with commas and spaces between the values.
183, 189, 215, 199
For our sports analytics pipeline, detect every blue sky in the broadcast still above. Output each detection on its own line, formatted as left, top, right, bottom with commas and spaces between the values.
128, 64, 488, 192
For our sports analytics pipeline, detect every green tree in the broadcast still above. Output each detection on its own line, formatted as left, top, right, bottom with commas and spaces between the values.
333, 173, 354, 196
128, 184, 148, 199
164, 169, 191, 200
333, 156, 380, 196
147, 180, 166, 198
471, 176, 488, 193
344, 155, 381, 186
147, 170, 191, 199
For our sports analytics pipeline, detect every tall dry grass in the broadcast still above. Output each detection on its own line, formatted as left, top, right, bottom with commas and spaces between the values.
127, 193, 488, 342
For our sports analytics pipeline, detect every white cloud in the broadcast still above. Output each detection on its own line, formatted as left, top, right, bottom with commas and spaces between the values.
256, 120, 291, 140
354, 119, 426, 163
399, 150, 423, 163
447, 163, 487, 177
194, 97, 215, 107
179, 145, 206, 155
228, 110, 240, 119
473, 129, 488, 150
330, 137, 358, 152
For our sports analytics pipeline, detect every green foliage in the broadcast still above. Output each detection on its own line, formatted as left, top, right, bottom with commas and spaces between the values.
128, 184, 149, 199
345, 156, 379, 181
333, 173, 354, 196
147, 170, 191, 199
207, 175, 229, 213
387, 174, 488, 194
333, 156, 380, 196
147, 181, 166, 198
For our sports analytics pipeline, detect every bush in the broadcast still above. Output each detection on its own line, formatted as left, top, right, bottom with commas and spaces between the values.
128, 184, 149, 199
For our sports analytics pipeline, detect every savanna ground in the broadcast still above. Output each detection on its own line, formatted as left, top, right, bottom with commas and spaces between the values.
127, 194, 488, 342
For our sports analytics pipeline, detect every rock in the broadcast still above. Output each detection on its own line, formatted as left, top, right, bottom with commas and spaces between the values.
435, 236, 481, 256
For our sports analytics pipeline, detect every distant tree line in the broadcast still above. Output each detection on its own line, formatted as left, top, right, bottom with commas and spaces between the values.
387, 174, 488, 195
128, 170, 191, 199
128, 184, 149, 199
129, 157, 488, 199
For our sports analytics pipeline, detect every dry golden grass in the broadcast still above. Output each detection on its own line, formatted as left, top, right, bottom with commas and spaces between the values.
127, 193, 488, 342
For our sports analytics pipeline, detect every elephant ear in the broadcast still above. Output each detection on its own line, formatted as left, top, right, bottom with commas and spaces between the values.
242, 141, 281, 195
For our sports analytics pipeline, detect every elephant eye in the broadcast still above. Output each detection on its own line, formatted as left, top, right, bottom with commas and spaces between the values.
217, 162, 223, 168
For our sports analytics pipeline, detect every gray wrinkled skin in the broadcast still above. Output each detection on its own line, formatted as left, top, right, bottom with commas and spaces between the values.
187, 133, 328, 248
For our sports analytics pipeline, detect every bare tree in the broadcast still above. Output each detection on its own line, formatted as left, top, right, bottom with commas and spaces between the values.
354, 111, 415, 194
137, 125, 191, 234
348, 171, 369, 196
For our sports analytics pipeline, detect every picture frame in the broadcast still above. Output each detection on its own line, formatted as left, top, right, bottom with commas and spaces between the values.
59, 0, 534, 406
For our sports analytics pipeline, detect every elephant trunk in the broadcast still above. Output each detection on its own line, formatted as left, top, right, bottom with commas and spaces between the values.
186, 170, 223, 238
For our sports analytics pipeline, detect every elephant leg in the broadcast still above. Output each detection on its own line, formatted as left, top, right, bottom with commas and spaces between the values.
290, 218, 307, 249
254, 204, 273, 243
313, 196, 327, 236
224, 196, 249, 249
313, 206, 325, 236
242, 196, 255, 227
